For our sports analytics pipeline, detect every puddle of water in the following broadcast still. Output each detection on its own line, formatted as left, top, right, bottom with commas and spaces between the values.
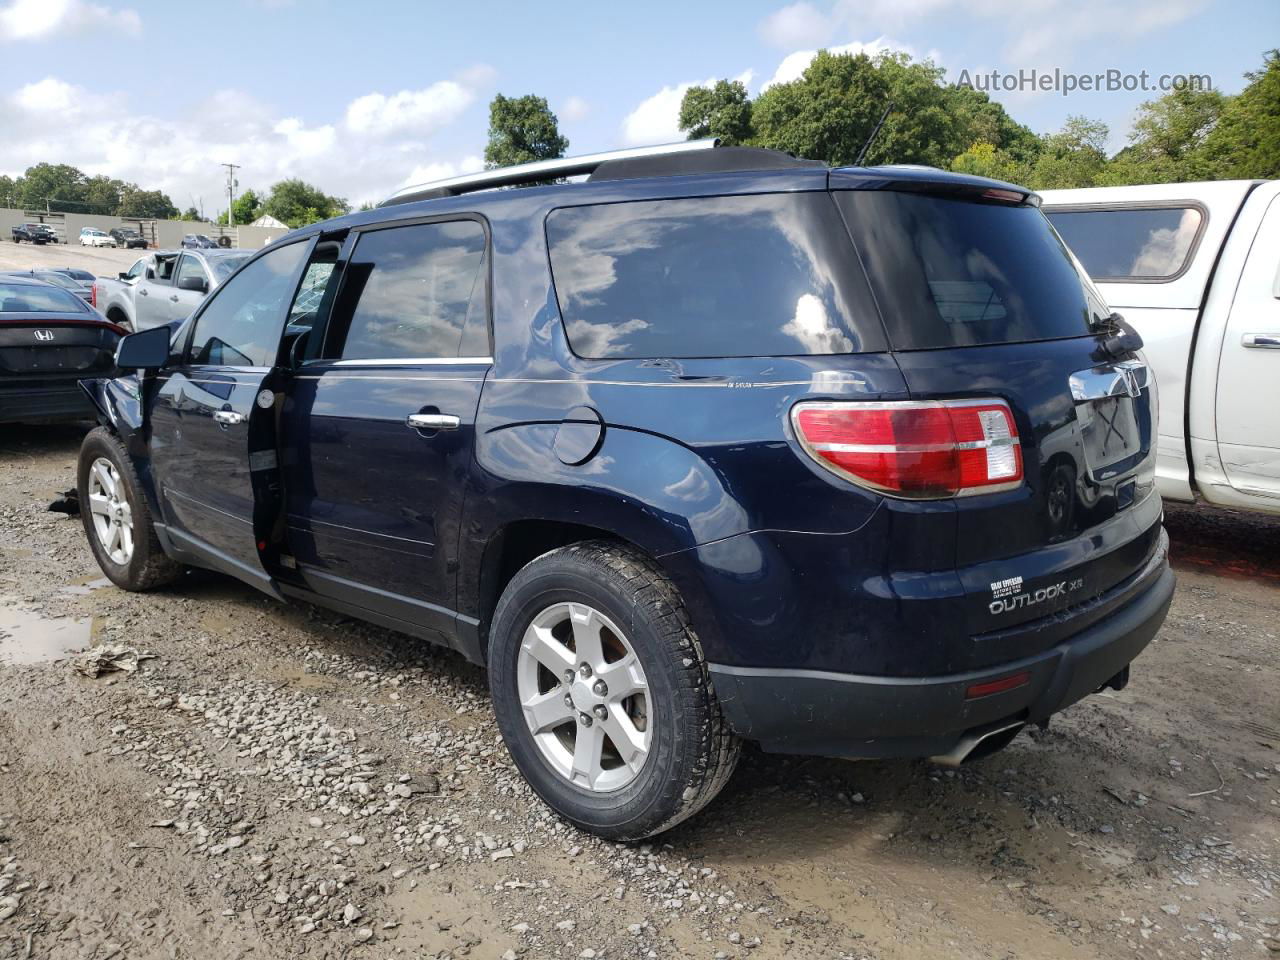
60, 577, 114, 597
0, 605, 96, 665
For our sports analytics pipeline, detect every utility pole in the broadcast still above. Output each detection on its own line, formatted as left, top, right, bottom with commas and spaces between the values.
221, 162, 240, 228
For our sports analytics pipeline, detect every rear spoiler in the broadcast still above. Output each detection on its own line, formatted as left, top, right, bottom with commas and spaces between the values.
830, 167, 1040, 206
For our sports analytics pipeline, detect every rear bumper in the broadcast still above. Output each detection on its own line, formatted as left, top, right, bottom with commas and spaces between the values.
0, 382, 99, 423
708, 548, 1173, 760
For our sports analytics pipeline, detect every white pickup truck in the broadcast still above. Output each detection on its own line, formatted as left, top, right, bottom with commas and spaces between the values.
1042, 180, 1280, 515
94, 248, 249, 331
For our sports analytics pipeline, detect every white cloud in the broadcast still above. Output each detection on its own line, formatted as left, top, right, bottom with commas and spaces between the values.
560, 96, 590, 123
764, 37, 917, 89
758, 2, 833, 48
0, 69, 492, 211
622, 69, 757, 147
0, 0, 139, 40
344, 81, 475, 137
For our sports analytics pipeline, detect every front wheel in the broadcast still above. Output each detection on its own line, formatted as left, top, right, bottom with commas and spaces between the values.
488, 541, 740, 840
77, 427, 182, 591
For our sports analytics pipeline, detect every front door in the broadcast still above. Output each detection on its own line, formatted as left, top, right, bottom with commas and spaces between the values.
148, 239, 312, 587
1216, 187, 1280, 500
134, 254, 177, 330
169, 254, 210, 324
281, 217, 490, 645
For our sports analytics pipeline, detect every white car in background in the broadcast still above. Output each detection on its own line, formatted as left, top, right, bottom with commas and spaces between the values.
1042, 180, 1280, 515
79, 228, 117, 248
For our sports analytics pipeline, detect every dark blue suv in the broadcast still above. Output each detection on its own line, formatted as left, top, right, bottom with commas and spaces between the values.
79, 142, 1173, 839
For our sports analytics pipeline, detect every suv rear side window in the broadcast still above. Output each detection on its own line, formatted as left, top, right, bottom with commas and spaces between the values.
547, 193, 882, 359
325, 220, 489, 361
1044, 206, 1204, 280
837, 191, 1110, 350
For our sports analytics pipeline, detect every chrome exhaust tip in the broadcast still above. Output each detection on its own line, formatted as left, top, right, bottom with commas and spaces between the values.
928, 719, 1026, 768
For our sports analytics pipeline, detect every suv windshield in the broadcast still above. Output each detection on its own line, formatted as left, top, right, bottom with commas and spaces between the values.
836, 191, 1110, 350
0, 282, 88, 313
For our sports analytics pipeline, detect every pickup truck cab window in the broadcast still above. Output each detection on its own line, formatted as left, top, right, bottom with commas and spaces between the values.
1046, 205, 1205, 281
187, 242, 309, 367
323, 220, 489, 361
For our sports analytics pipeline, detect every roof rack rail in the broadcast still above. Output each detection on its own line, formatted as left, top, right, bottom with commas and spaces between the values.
381, 138, 720, 207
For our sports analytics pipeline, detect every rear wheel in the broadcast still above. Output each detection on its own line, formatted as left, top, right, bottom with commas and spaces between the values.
488, 541, 739, 840
77, 427, 182, 591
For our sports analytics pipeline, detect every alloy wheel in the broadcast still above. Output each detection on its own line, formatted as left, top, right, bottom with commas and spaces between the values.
516, 602, 652, 792
86, 457, 133, 565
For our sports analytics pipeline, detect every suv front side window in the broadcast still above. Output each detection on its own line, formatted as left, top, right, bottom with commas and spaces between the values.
186, 241, 308, 368
323, 220, 488, 361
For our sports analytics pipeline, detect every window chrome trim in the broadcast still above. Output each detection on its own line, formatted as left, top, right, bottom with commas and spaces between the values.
317, 356, 494, 367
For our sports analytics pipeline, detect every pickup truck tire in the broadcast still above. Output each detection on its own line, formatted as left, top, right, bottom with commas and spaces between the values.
487, 540, 740, 840
77, 427, 183, 592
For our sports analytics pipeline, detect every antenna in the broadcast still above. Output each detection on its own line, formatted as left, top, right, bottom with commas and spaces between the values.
854, 101, 894, 167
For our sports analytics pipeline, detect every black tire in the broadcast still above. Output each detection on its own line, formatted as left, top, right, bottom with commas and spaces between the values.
488, 541, 740, 840
77, 426, 182, 591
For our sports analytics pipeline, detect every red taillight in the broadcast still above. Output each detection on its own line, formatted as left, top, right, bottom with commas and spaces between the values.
791, 399, 1023, 499
90, 282, 97, 308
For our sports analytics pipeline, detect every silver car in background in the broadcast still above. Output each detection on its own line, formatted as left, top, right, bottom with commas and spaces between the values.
94, 248, 250, 330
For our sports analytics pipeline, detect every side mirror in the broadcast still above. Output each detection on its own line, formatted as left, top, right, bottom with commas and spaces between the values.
115, 325, 172, 370
117, 272, 130, 281
177, 276, 208, 293
145, 267, 155, 280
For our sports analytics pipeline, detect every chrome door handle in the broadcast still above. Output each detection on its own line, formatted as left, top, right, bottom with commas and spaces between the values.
169, 295, 179, 302
1242, 333, 1280, 349
138, 289, 148, 296
406, 413, 460, 431
213, 410, 245, 425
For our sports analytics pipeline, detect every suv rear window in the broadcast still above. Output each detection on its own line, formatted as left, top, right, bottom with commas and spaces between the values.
837, 192, 1110, 350
547, 193, 882, 359
1044, 206, 1204, 280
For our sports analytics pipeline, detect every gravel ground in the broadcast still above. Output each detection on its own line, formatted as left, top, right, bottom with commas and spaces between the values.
0, 423, 1277, 960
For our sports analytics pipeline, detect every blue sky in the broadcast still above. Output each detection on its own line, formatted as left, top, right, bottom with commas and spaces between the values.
0, 0, 1274, 213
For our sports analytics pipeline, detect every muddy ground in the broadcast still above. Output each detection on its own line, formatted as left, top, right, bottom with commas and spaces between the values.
0, 422, 1276, 960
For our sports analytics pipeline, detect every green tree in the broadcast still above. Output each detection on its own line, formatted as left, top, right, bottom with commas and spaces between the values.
83, 175, 125, 215
0, 175, 16, 208
753, 51, 893, 165
218, 188, 262, 225
117, 187, 178, 219
1026, 116, 1111, 189
1200, 49, 1280, 179
950, 141, 1031, 183
261, 179, 349, 228
483, 94, 569, 169
679, 79, 754, 145
13, 162, 87, 212
949, 84, 1041, 164
179, 207, 201, 221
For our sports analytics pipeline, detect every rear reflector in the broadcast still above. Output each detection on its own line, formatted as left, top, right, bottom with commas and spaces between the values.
965, 671, 1030, 699
791, 399, 1023, 499
90, 282, 97, 309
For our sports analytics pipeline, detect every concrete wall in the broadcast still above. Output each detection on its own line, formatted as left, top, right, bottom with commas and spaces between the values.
0, 207, 291, 250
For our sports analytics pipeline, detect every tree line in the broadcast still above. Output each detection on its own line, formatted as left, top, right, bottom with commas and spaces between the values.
486, 48, 1279, 189
0, 166, 349, 230
5, 50, 1272, 229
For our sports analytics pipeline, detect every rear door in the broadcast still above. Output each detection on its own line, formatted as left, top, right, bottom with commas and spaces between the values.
147, 239, 312, 587
1215, 186, 1280, 499
281, 216, 490, 647
837, 186, 1161, 640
